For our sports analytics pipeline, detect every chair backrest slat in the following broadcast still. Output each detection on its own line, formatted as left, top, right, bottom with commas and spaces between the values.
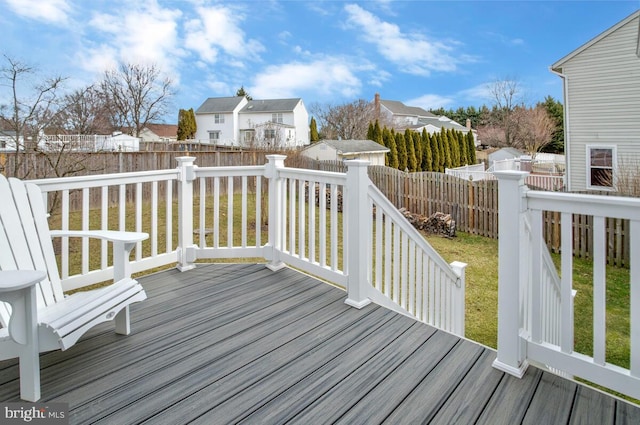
0, 175, 64, 328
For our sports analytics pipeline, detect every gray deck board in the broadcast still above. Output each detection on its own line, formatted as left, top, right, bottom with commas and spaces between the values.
0, 263, 638, 424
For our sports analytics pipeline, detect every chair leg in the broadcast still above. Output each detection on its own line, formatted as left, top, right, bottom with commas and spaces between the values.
115, 306, 131, 335
20, 285, 40, 401
19, 349, 40, 402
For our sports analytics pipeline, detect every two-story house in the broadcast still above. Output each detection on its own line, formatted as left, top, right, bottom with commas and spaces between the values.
551, 10, 640, 192
374, 93, 478, 146
194, 96, 310, 148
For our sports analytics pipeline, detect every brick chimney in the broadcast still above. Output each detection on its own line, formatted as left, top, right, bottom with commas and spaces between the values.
374, 93, 381, 120
466, 118, 471, 129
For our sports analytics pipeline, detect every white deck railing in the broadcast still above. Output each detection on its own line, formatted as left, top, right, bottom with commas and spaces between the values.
494, 171, 640, 400
31, 156, 466, 336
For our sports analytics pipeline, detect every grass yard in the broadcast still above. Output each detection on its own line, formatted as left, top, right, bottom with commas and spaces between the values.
426, 231, 631, 370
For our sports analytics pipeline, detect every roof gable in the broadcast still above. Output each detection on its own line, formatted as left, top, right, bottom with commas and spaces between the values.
196, 96, 246, 114
144, 123, 178, 138
552, 10, 640, 70
239, 98, 301, 113
379, 99, 435, 118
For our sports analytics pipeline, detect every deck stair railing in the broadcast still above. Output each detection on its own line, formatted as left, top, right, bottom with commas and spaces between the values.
494, 171, 640, 400
30, 155, 467, 337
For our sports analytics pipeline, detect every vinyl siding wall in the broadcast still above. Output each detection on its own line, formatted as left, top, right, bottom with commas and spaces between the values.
562, 15, 640, 191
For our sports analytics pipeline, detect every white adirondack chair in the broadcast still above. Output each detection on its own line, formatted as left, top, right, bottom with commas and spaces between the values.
0, 174, 148, 401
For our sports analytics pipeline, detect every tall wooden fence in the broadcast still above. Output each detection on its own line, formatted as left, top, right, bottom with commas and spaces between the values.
1, 151, 630, 265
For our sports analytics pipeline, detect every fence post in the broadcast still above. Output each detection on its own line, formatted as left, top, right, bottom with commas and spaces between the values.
450, 261, 467, 337
492, 170, 529, 377
344, 160, 372, 309
265, 154, 286, 271
176, 156, 197, 272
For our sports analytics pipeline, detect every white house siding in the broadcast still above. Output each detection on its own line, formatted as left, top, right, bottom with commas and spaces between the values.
195, 112, 238, 146
292, 101, 310, 146
558, 13, 640, 191
303, 143, 338, 161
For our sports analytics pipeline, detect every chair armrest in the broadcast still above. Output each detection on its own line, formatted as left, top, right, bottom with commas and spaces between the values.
50, 230, 148, 243
0, 271, 45, 345
50, 231, 149, 282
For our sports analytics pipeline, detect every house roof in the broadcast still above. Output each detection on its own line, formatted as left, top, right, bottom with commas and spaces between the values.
551, 10, 640, 71
239, 98, 301, 113
196, 96, 246, 114
144, 123, 178, 138
379, 99, 436, 118
415, 116, 469, 132
310, 139, 390, 155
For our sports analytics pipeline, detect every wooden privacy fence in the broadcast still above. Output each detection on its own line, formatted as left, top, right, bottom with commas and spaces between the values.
2, 151, 630, 265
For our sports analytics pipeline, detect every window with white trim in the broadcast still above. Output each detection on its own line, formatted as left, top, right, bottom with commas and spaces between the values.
587, 145, 615, 189
208, 131, 220, 142
265, 129, 276, 139
214, 114, 224, 124
272, 113, 283, 124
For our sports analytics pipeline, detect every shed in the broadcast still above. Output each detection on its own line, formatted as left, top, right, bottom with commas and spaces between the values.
302, 140, 389, 166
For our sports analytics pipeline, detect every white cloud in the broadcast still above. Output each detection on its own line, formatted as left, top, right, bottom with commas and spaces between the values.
459, 83, 495, 103
4, 0, 71, 25
89, 0, 182, 70
344, 4, 471, 76
249, 58, 362, 99
405, 94, 455, 111
184, 5, 264, 64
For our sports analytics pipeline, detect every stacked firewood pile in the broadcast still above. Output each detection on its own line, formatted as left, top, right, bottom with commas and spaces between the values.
398, 208, 456, 237
306, 183, 344, 212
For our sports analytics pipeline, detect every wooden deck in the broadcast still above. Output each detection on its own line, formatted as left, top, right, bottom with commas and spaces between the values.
0, 263, 638, 424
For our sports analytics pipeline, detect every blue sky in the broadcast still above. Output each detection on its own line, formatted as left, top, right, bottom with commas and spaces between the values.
2, 0, 639, 123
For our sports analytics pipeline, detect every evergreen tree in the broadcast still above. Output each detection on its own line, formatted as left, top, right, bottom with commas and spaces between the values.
177, 109, 187, 141
188, 108, 197, 139
236, 86, 252, 100
421, 129, 432, 172
396, 132, 407, 171
449, 129, 460, 167
404, 129, 417, 172
430, 131, 440, 172
384, 128, 398, 169
177, 108, 196, 141
310, 117, 319, 142
373, 120, 383, 146
412, 131, 423, 172
441, 130, 452, 169
540, 96, 564, 153
458, 130, 468, 165
466, 131, 477, 164
367, 122, 374, 140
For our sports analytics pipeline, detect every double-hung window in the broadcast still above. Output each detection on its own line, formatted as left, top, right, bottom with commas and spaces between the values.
587, 145, 615, 189
272, 113, 283, 124
209, 131, 220, 143
214, 114, 224, 124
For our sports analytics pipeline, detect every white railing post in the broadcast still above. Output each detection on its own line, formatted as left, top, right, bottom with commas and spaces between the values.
265, 154, 286, 271
344, 160, 372, 309
176, 156, 197, 272
493, 170, 529, 378
450, 261, 467, 336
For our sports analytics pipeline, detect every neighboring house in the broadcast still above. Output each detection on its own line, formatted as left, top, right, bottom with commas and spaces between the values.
374, 93, 478, 146
0, 130, 23, 152
194, 96, 310, 148
302, 139, 389, 166
139, 124, 178, 142
551, 10, 640, 192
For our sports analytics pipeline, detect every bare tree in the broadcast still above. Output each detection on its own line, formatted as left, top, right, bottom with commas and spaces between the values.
52, 85, 113, 135
511, 105, 555, 157
479, 77, 527, 147
0, 54, 66, 177
310, 99, 377, 140
100, 63, 174, 137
